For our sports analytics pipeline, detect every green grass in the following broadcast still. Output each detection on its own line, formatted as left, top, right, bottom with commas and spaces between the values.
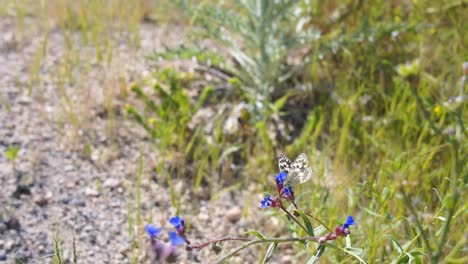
1, 0, 466, 263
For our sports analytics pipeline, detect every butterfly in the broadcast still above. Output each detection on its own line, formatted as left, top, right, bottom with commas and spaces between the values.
277, 153, 313, 187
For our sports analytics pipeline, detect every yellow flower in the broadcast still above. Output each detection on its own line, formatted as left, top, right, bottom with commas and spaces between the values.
434, 105, 441, 117
148, 118, 157, 125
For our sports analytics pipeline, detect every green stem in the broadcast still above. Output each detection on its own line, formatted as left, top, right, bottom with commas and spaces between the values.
432, 141, 461, 263
279, 202, 308, 233
408, 81, 445, 139
214, 236, 319, 264
189, 237, 251, 250
302, 210, 334, 233
400, 187, 432, 256
301, 210, 346, 247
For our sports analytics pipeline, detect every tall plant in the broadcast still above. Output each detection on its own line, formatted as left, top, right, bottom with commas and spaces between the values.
158, 0, 319, 106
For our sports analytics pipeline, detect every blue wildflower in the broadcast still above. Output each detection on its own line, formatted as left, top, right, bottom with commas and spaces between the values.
284, 186, 294, 196
274, 172, 287, 185
168, 231, 186, 246
342, 216, 355, 229
145, 224, 162, 239
260, 195, 273, 208
170, 216, 185, 230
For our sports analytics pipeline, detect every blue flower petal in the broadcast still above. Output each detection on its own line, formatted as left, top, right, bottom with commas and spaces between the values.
260, 195, 272, 208
145, 224, 162, 239
170, 216, 183, 228
168, 231, 185, 246
274, 172, 287, 184
284, 186, 294, 196
342, 216, 355, 229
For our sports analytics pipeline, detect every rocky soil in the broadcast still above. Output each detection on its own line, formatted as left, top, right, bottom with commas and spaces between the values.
0, 17, 287, 264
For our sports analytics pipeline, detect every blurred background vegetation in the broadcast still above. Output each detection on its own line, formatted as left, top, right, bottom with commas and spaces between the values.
1, 0, 466, 263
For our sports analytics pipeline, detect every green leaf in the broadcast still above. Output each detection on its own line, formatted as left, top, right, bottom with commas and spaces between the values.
126, 105, 156, 137
307, 244, 326, 264
344, 247, 363, 255
294, 209, 314, 236
131, 85, 161, 116
342, 247, 367, 263
271, 92, 290, 113
390, 237, 403, 254
194, 85, 213, 112
6, 145, 20, 161
219, 145, 242, 163
244, 230, 264, 239
262, 242, 278, 264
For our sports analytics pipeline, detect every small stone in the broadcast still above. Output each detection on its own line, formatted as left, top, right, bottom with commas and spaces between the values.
0, 222, 6, 232
280, 255, 294, 264
59, 196, 71, 204
17, 95, 31, 105
194, 189, 211, 200
70, 198, 86, 207
33, 195, 48, 206
225, 207, 242, 223
64, 165, 74, 172
85, 187, 99, 197
0, 252, 6, 261
103, 178, 121, 189
5, 217, 20, 231
12, 184, 32, 198
198, 213, 210, 222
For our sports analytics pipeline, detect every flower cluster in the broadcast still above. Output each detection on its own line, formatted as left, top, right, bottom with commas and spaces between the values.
145, 216, 188, 263
261, 171, 297, 209
318, 216, 356, 243
261, 156, 356, 243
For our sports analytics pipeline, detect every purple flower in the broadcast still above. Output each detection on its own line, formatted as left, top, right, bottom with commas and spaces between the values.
145, 224, 162, 239
342, 216, 355, 229
168, 231, 186, 246
260, 195, 273, 208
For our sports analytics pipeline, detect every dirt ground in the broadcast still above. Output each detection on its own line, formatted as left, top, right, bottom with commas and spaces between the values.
0, 17, 290, 263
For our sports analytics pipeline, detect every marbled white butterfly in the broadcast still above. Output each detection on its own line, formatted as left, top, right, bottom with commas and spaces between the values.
277, 153, 313, 187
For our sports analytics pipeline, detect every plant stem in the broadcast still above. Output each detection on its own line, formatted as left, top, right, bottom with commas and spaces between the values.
279, 202, 308, 232
302, 210, 334, 233
400, 187, 432, 257
214, 236, 319, 264
432, 141, 461, 263
408, 80, 445, 140
188, 237, 251, 250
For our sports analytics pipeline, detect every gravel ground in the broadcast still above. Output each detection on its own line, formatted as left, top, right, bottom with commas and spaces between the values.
0, 17, 289, 264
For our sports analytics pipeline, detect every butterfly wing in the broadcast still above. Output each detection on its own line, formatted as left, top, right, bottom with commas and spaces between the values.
278, 153, 292, 174
284, 153, 313, 186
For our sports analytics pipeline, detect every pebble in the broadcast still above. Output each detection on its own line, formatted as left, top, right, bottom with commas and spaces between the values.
280, 255, 294, 263
33, 196, 48, 206
103, 178, 121, 189
64, 165, 75, 172
84, 187, 100, 197
12, 184, 32, 198
70, 198, 86, 207
5, 217, 21, 231
33, 192, 52, 206
59, 196, 72, 204
0, 252, 6, 261
17, 95, 31, 105
225, 206, 242, 223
